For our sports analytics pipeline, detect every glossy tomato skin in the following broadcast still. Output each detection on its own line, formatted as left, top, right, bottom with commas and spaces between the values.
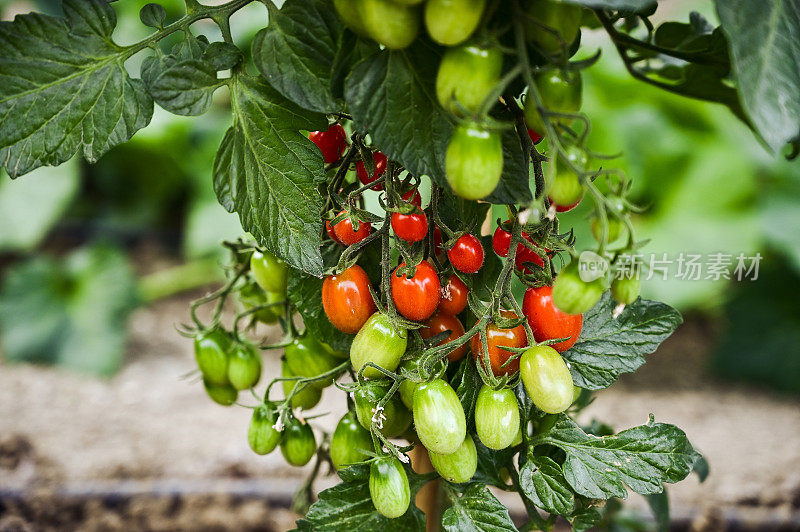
428, 433, 477, 483
420, 312, 468, 362
392, 211, 428, 243
248, 403, 282, 455
520, 345, 574, 414
330, 411, 373, 470
309, 124, 347, 163
590, 215, 625, 244
391, 260, 441, 321
333, 211, 371, 245
528, 128, 542, 144
523, 286, 583, 352
322, 265, 377, 334
424, 0, 487, 46
361, 0, 420, 49
238, 283, 285, 324
281, 360, 322, 410
356, 151, 388, 191
194, 328, 230, 386
515, 242, 545, 273
227, 343, 261, 391
285, 334, 341, 389
524, 69, 583, 136
436, 44, 502, 115
446, 124, 503, 200
552, 263, 604, 315
397, 358, 419, 409
203, 379, 237, 406
413, 379, 466, 455
280, 416, 317, 467
611, 276, 641, 305
448, 234, 485, 274
354, 381, 411, 438
350, 313, 408, 378
471, 310, 528, 376
326, 220, 344, 244
522, 0, 583, 55
250, 250, 288, 294
369, 457, 411, 518
439, 274, 468, 315
548, 145, 587, 209
402, 189, 422, 207
475, 385, 520, 450
492, 225, 514, 257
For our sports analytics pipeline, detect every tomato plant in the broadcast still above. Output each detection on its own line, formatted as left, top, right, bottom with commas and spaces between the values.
322, 265, 377, 334
413, 379, 466, 455
330, 411, 373, 470
436, 43, 502, 115
281, 415, 317, 466
438, 274, 468, 315
309, 124, 347, 163
474, 385, 521, 450
427, 433, 477, 483
391, 260, 441, 321
445, 123, 503, 200
523, 285, 583, 352
333, 211, 372, 245
248, 402, 282, 455
419, 311, 468, 362
520, 345, 575, 414
391, 211, 428, 242
471, 310, 528, 376
357, 151, 388, 190
369, 456, 411, 518
355, 381, 412, 438
447, 233, 484, 274
350, 313, 408, 378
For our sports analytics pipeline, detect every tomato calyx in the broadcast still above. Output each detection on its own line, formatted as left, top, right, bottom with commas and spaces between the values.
332, 209, 372, 245
356, 151, 388, 191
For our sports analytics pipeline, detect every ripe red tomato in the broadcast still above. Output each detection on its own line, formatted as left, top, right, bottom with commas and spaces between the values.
439, 275, 468, 315
420, 311, 468, 362
515, 243, 545, 273
356, 151, 388, 190
391, 260, 441, 321
401, 189, 422, 207
433, 226, 445, 257
392, 211, 428, 242
448, 234, 484, 274
551, 196, 583, 212
322, 265, 377, 334
471, 310, 527, 376
326, 220, 344, 244
527, 128, 542, 144
522, 286, 583, 352
309, 124, 347, 163
492, 225, 514, 257
333, 210, 371, 245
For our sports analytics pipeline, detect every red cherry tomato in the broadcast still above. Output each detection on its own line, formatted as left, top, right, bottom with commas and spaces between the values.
471, 310, 527, 376
492, 225, 514, 257
515, 243, 545, 273
322, 265, 377, 334
439, 275, 468, 315
326, 220, 344, 244
391, 260, 441, 321
356, 151, 388, 191
309, 124, 347, 163
550, 195, 583, 212
448, 234, 484, 274
527, 128, 542, 144
401, 189, 422, 207
433, 226, 445, 257
333, 210, 371, 245
523, 286, 583, 352
420, 312, 468, 362
392, 211, 428, 242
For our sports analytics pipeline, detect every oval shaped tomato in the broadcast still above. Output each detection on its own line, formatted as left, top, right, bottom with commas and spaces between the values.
590, 215, 625, 244
227, 343, 261, 391
281, 360, 322, 410
413, 379, 466, 455
436, 44, 502, 115
420, 311, 468, 362
285, 333, 341, 389
357, 151, 388, 191
523, 286, 583, 352
424, 0, 487, 46
397, 358, 419, 409
474, 385, 521, 450
392, 211, 428, 243
322, 265, 377, 334
330, 411, 373, 470
391, 260, 441, 321
520, 345, 574, 414
448, 233, 485, 274
611, 276, 641, 305
492, 223, 515, 257
238, 283, 285, 324
334, 0, 369, 37
309, 124, 347, 163
361, 0, 420, 49
515, 242, 546, 274
326, 219, 344, 244
428, 433, 477, 483
354, 381, 412, 438
446, 124, 503, 200
333, 211, 371, 245
547, 145, 587, 209
439, 274, 468, 315
370, 456, 411, 518
194, 328, 230, 386
522, 0, 583, 55
250, 250, 288, 294
280, 416, 317, 467
350, 313, 408, 378
471, 310, 528, 376
203, 379, 237, 406
551, 263, 604, 315
248, 403, 282, 455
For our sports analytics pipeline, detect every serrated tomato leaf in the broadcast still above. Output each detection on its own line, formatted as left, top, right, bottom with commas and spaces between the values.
442, 484, 517, 532
519, 455, 575, 515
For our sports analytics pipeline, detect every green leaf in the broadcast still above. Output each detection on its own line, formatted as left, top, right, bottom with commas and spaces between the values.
345, 40, 454, 185
139, 3, 166, 29
473, 439, 517, 489
569, 506, 602, 532
441, 484, 517, 532
565, 0, 655, 11
646, 488, 670, 532
287, 270, 354, 351
0, 243, 137, 375
253, 0, 345, 113
716, 0, 800, 152
563, 293, 682, 390
213, 74, 328, 276
532, 415, 699, 500
519, 456, 575, 515
0, 0, 153, 178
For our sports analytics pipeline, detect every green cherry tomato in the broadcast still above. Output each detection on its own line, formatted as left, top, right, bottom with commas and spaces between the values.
330, 411, 373, 470
511, 426, 523, 447
350, 313, 408, 378
194, 328, 230, 386
334, 0, 369, 37
552, 262, 605, 315
281, 360, 322, 410
474, 385, 521, 450
611, 276, 641, 305
397, 358, 420, 410
285, 333, 341, 390
428, 433, 477, 483
203, 379, 237, 406
361, 0, 420, 50
590, 215, 625, 244
547, 145, 588, 207
424, 0, 487, 46
523, 0, 583, 55
280, 416, 317, 467
520, 345, 574, 414
250, 250, 288, 294
355, 381, 412, 438
227, 343, 262, 391
436, 44, 502, 115
446, 123, 503, 200
238, 283, 285, 324
248, 403, 282, 455
524, 69, 583, 134
413, 379, 466, 455
369, 456, 411, 519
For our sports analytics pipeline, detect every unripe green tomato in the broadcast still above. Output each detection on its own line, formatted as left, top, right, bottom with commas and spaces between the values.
413, 379, 466, 455
285, 334, 341, 390
280, 417, 317, 467
523, 0, 583, 55
520, 345, 574, 414
248, 403, 282, 455
355, 381, 411, 438
203, 379, 238, 406
227, 343, 261, 390
282, 360, 323, 410
446, 123, 503, 200
350, 313, 408, 378
590, 215, 625, 244
548, 145, 587, 207
361, 0, 420, 50
194, 328, 230, 386
369, 456, 411, 518
552, 263, 605, 315
239, 283, 285, 324
424, 0, 487, 46
611, 276, 641, 305
334, 0, 369, 37
330, 411, 373, 470
250, 250, 288, 294
428, 433, 477, 483
511, 425, 523, 447
572, 385, 583, 404
474, 385, 521, 450
436, 44, 502, 115
398, 358, 419, 410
